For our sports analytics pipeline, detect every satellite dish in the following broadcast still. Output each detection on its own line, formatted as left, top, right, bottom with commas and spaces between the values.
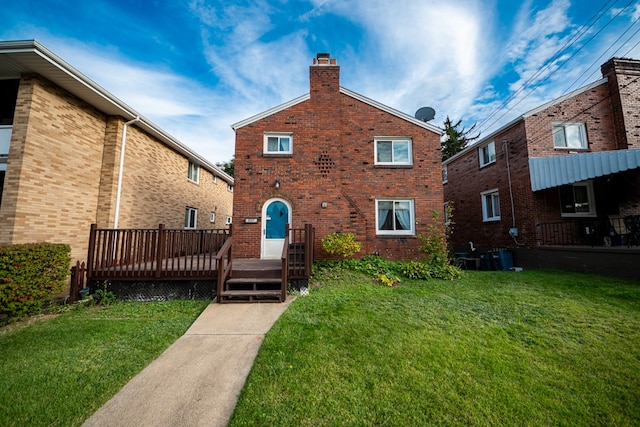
415, 107, 436, 122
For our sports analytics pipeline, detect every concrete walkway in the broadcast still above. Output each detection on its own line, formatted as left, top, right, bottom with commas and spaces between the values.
83, 297, 294, 427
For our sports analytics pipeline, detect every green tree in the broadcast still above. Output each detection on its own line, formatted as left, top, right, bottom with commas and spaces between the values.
216, 156, 234, 177
441, 117, 480, 161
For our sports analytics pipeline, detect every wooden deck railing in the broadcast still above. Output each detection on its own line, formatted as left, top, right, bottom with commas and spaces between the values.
281, 233, 289, 302
86, 224, 231, 280
215, 236, 233, 302
288, 224, 314, 278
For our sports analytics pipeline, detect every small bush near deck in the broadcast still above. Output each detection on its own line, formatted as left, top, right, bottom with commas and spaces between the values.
321, 232, 362, 258
0, 243, 70, 320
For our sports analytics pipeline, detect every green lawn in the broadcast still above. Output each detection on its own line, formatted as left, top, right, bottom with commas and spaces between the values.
0, 300, 209, 427
229, 269, 640, 426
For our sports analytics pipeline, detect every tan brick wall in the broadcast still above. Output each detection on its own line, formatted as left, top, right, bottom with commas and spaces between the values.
0, 75, 106, 262
0, 74, 233, 266
109, 123, 233, 230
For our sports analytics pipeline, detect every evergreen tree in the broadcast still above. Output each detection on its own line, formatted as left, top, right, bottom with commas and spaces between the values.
216, 156, 234, 177
441, 116, 480, 161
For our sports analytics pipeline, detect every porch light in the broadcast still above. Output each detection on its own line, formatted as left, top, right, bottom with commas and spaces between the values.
274, 180, 280, 189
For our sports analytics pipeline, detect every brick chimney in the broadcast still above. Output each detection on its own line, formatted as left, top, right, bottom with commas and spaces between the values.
310, 53, 340, 101
601, 57, 640, 149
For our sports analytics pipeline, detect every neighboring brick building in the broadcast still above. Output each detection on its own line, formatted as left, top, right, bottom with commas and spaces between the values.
443, 57, 640, 278
231, 53, 443, 261
0, 40, 233, 264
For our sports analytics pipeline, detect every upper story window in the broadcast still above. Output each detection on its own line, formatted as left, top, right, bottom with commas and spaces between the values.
188, 161, 199, 183
227, 183, 234, 192
442, 165, 448, 184
376, 199, 415, 235
264, 133, 292, 155
185, 207, 198, 229
559, 180, 595, 217
479, 141, 496, 167
481, 189, 500, 222
375, 138, 412, 166
553, 122, 587, 149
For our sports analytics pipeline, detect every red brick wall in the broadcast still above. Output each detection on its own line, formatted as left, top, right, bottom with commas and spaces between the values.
602, 58, 640, 149
444, 77, 619, 252
233, 62, 443, 260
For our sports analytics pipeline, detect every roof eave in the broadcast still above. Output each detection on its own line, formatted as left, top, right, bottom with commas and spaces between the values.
0, 40, 233, 184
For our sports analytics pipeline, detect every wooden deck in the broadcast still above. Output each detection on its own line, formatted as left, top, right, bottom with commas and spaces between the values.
79, 223, 315, 304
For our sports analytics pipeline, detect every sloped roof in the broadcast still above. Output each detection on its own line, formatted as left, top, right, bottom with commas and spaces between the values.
231, 87, 443, 135
0, 39, 233, 184
443, 78, 609, 165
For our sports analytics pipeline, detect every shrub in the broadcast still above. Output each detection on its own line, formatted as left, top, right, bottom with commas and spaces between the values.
417, 210, 450, 267
321, 232, 362, 258
0, 243, 70, 320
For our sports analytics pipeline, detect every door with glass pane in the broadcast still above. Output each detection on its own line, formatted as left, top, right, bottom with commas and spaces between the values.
262, 199, 291, 259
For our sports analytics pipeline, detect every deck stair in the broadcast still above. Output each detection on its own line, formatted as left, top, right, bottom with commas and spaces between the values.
220, 259, 284, 303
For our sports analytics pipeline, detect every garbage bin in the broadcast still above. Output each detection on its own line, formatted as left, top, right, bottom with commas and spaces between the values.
496, 250, 514, 271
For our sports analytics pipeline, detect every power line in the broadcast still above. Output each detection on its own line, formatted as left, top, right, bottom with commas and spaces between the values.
475, 0, 620, 134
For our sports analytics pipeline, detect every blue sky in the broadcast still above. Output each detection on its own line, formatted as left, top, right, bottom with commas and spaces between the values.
2, 0, 639, 164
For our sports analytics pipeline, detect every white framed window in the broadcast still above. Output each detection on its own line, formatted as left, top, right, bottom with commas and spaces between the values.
442, 165, 448, 184
185, 207, 198, 229
375, 137, 412, 165
264, 133, 292, 154
559, 180, 596, 217
210, 212, 216, 223
225, 216, 232, 225
479, 141, 496, 167
227, 183, 234, 192
213, 176, 217, 184
553, 122, 587, 149
188, 161, 199, 183
375, 199, 415, 235
481, 189, 500, 222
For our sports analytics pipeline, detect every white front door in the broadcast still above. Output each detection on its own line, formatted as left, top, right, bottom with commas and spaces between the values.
261, 199, 291, 259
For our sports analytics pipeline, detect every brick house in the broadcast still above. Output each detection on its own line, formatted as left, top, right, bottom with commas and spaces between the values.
0, 40, 234, 264
443, 57, 640, 278
231, 53, 443, 261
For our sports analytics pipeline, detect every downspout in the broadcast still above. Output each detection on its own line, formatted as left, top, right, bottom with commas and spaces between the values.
113, 116, 141, 229
503, 140, 524, 246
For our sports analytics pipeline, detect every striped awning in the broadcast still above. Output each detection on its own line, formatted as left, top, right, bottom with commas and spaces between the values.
528, 149, 640, 191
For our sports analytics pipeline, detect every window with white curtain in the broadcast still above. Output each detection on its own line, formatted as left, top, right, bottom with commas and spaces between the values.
553, 122, 587, 149
481, 189, 500, 221
375, 199, 415, 235
479, 141, 496, 167
264, 133, 293, 154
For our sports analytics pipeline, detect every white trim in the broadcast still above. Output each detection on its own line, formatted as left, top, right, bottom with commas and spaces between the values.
231, 94, 310, 130
230, 87, 443, 135
341, 87, 443, 134
0, 40, 234, 186
187, 161, 200, 183
264, 132, 293, 155
185, 207, 198, 229
443, 78, 608, 166
375, 198, 415, 236
374, 137, 412, 165
481, 189, 500, 222
479, 141, 496, 167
